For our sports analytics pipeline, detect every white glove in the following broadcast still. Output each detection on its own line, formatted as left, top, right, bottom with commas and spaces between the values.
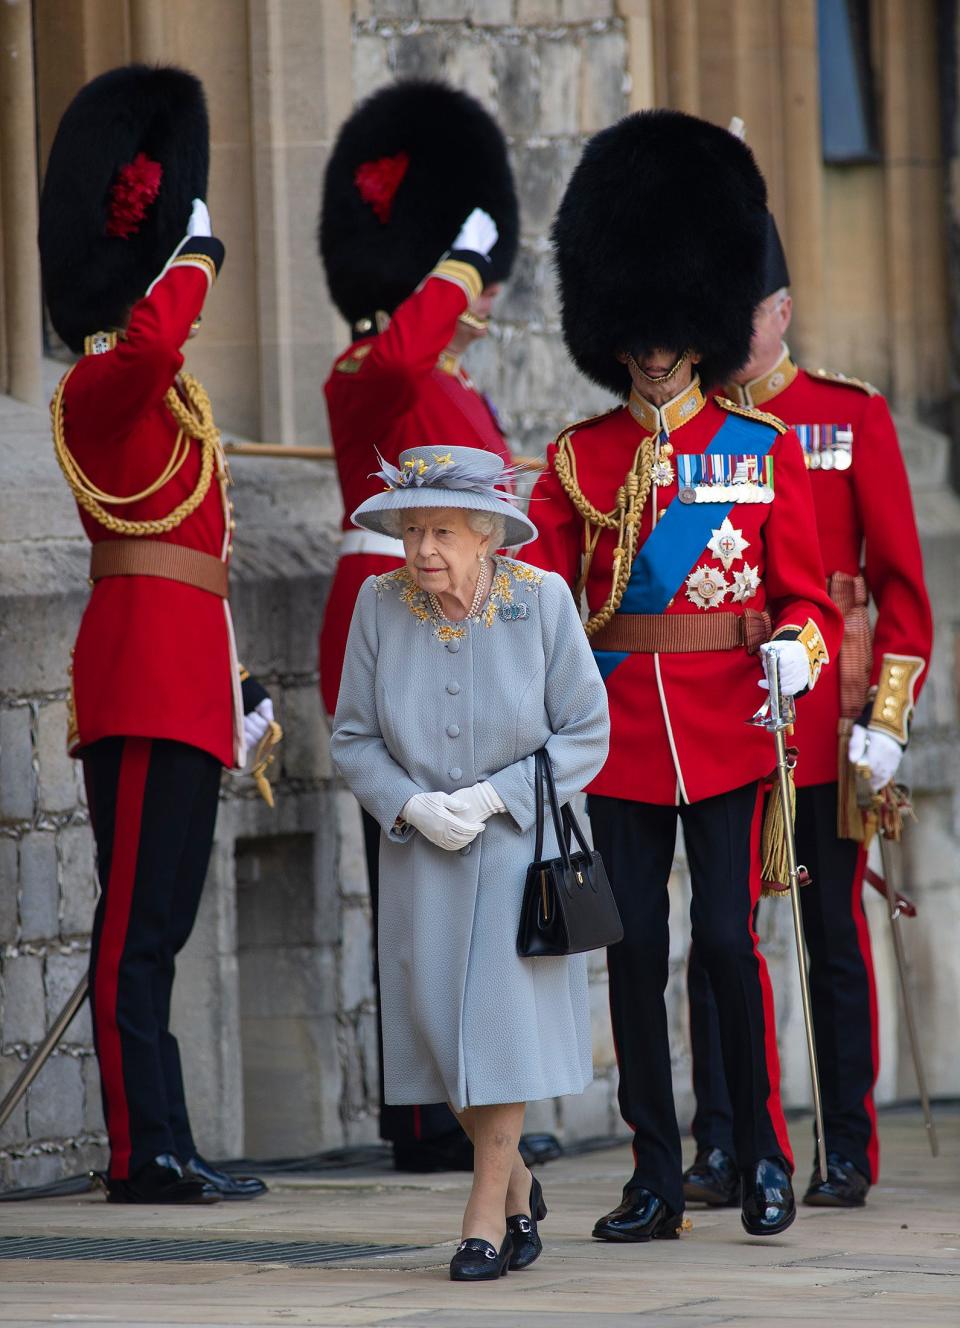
187, 197, 212, 238
758, 640, 810, 697
444, 781, 506, 824
243, 698, 274, 757
452, 207, 498, 258
401, 792, 485, 851
848, 724, 903, 792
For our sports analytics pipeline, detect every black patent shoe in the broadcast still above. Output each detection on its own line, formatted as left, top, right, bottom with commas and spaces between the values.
507, 1174, 548, 1270
740, 1157, 796, 1236
592, 1187, 684, 1243
683, 1147, 740, 1207
450, 1232, 514, 1281
184, 1154, 268, 1200
106, 1153, 220, 1205
802, 1153, 870, 1208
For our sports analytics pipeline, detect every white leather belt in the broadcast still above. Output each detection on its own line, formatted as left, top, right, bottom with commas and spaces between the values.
338, 529, 405, 558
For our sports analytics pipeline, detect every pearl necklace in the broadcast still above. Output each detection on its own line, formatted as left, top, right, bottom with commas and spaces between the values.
428, 558, 489, 624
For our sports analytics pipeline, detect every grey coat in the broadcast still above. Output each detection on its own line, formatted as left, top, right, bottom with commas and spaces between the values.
330, 557, 610, 1111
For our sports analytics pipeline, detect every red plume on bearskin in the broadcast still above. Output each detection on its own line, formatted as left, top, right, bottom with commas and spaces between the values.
39, 64, 209, 352
106, 153, 164, 239
354, 151, 410, 224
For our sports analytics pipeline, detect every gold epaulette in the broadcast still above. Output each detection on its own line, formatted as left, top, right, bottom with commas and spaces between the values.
714, 397, 788, 434
335, 343, 373, 375
811, 368, 878, 396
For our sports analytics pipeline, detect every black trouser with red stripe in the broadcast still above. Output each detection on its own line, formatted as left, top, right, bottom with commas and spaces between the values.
84, 737, 222, 1180
589, 781, 792, 1215
361, 808, 459, 1145
687, 781, 878, 1182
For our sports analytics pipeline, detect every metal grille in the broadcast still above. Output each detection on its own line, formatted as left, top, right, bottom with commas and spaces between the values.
0, 1234, 420, 1266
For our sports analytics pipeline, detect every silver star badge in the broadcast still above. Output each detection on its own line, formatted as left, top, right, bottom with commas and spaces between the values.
731, 563, 761, 602
707, 517, 749, 571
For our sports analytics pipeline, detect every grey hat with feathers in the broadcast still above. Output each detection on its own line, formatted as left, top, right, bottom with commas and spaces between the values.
350, 446, 537, 547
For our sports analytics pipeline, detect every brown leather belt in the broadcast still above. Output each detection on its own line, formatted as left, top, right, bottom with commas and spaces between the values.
90, 539, 229, 598
828, 570, 870, 717
591, 608, 772, 654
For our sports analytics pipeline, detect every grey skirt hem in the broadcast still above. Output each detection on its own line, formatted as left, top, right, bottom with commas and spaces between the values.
385, 1070, 594, 1112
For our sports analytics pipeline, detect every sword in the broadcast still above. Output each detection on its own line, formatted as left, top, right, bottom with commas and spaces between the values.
753, 647, 828, 1182
856, 778, 939, 1156
0, 974, 89, 1133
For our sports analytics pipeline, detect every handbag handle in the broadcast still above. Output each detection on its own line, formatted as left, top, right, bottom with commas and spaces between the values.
533, 747, 594, 872
533, 749, 546, 863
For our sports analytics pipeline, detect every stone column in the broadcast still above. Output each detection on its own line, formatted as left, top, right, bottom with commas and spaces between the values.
662, 0, 700, 113
246, 0, 353, 444
128, 0, 166, 61
617, 0, 656, 111
0, 0, 43, 406
779, 0, 825, 368
880, 0, 918, 413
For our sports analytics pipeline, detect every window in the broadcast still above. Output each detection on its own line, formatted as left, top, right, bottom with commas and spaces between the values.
818, 0, 880, 163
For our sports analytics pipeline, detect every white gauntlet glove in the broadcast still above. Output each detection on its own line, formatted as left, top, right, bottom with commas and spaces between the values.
848, 724, 903, 792
444, 781, 506, 824
187, 197, 212, 238
451, 207, 498, 258
758, 640, 810, 697
401, 792, 485, 851
243, 698, 274, 761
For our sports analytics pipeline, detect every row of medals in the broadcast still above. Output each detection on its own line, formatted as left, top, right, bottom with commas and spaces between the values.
651, 442, 774, 505
651, 427, 852, 505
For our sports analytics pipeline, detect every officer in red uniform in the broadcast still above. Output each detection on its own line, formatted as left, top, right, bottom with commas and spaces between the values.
683, 216, 933, 1210
39, 65, 273, 1204
524, 111, 842, 1240
317, 80, 518, 1169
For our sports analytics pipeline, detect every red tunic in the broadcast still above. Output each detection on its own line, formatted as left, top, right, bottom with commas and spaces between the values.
318, 264, 511, 715
523, 383, 843, 806
60, 243, 238, 768
725, 352, 933, 787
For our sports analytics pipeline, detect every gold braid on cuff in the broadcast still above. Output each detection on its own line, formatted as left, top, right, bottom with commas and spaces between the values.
870, 654, 924, 745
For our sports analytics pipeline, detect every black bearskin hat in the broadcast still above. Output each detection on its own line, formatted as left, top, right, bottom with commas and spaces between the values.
320, 80, 519, 326
552, 109, 769, 396
39, 64, 209, 353
762, 212, 791, 298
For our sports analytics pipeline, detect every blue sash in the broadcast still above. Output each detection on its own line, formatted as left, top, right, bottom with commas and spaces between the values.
594, 413, 778, 681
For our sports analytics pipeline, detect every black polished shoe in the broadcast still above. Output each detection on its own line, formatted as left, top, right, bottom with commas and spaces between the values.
106, 1153, 220, 1205
507, 1174, 547, 1270
592, 1187, 684, 1243
450, 1233, 513, 1281
393, 1132, 474, 1173
683, 1147, 740, 1207
740, 1157, 796, 1236
802, 1153, 870, 1208
184, 1154, 268, 1200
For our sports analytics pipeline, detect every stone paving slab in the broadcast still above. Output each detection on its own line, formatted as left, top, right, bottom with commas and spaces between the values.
0, 1110, 956, 1326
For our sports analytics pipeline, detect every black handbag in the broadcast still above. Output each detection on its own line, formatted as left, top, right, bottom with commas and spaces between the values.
516, 749, 624, 957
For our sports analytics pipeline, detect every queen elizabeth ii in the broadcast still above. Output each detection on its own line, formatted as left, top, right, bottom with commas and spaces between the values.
330, 445, 609, 1280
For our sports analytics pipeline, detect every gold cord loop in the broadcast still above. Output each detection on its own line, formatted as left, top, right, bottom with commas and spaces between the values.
554, 429, 656, 636
51, 367, 223, 537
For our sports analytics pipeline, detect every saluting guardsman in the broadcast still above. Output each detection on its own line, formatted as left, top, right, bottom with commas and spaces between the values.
523, 110, 843, 1241
317, 80, 519, 1171
684, 216, 934, 1211
39, 65, 275, 1204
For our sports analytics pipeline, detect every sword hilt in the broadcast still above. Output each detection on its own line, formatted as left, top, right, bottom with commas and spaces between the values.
749, 645, 797, 733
